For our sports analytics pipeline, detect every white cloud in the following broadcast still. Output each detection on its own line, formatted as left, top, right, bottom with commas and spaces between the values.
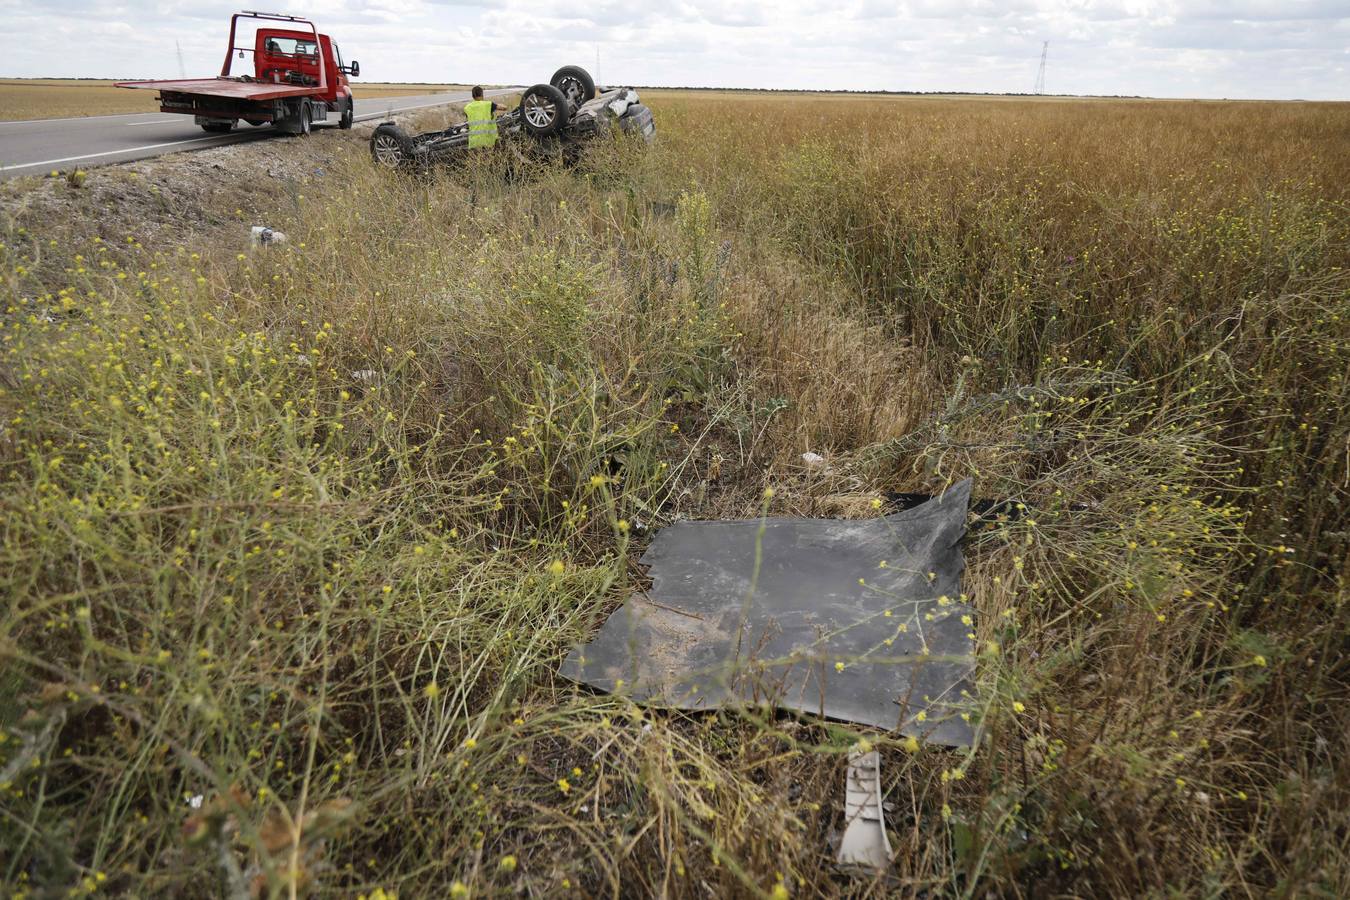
0, 0, 1345, 98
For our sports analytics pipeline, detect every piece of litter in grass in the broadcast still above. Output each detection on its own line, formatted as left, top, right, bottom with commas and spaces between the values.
249, 225, 286, 247
838, 748, 892, 870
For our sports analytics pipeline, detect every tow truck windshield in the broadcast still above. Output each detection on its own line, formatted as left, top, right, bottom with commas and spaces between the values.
262, 37, 317, 58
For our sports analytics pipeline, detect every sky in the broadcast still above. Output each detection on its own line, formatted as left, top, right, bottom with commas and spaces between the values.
0, 1, 1346, 99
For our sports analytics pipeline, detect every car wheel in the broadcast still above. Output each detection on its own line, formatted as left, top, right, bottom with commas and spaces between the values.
520, 84, 569, 138
370, 123, 413, 168
550, 65, 596, 107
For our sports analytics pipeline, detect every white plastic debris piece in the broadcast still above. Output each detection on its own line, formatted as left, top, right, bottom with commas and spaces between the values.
250, 225, 287, 247
801, 451, 826, 468
351, 369, 377, 383
188, 794, 204, 809
837, 748, 892, 870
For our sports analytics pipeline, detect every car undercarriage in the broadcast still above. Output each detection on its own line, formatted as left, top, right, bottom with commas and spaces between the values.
369, 65, 654, 169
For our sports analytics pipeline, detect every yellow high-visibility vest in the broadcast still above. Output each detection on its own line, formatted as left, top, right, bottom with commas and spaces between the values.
465, 99, 498, 148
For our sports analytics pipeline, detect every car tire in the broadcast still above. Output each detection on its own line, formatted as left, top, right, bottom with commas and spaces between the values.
550, 65, 596, 107
339, 98, 354, 129
370, 123, 413, 168
520, 84, 569, 138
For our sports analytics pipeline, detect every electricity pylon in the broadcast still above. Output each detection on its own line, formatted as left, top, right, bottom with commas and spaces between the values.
1034, 41, 1048, 95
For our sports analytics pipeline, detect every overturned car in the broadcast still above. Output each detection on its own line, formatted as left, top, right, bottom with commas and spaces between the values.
369, 65, 655, 169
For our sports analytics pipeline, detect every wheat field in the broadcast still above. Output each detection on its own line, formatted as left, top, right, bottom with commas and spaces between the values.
1, 91, 1347, 897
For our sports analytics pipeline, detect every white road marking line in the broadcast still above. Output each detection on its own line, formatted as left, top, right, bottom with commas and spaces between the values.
353, 99, 454, 120
353, 90, 515, 121
0, 133, 250, 172
0, 111, 165, 127
127, 120, 169, 126
0, 89, 517, 128
0, 91, 508, 126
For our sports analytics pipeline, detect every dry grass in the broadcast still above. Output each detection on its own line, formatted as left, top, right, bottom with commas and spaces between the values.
0, 80, 471, 121
1, 90, 1347, 898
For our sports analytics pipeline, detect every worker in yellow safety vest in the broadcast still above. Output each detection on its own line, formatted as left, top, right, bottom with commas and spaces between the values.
464, 86, 500, 149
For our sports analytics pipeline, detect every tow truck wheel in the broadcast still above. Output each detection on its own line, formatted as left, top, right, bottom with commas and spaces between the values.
201, 119, 236, 133
550, 65, 596, 107
299, 104, 312, 135
339, 98, 354, 130
371, 123, 413, 169
520, 84, 569, 138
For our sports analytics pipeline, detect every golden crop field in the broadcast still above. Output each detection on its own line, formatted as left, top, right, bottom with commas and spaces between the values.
0, 79, 472, 120
2, 91, 1348, 897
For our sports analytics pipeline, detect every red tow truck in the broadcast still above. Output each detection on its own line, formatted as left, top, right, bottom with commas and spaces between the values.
116, 11, 360, 135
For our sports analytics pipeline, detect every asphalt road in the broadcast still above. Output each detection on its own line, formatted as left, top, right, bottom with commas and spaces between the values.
0, 89, 515, 181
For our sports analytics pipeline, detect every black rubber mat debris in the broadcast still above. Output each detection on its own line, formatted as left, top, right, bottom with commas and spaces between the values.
560, 480, 976, 746
886, 490, 1022, 520
887, 489, 1089, 536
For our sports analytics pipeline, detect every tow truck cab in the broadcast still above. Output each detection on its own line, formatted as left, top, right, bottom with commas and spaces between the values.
252, 29, 356, 103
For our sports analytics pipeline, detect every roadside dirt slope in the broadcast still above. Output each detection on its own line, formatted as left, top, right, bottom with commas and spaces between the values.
0, 122, 400, 266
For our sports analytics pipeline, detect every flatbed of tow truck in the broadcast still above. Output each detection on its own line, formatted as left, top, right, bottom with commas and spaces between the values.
115, 77, 321, 103
116, 11, 360, 134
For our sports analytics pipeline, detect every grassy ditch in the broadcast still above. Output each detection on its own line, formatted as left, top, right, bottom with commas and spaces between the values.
2, 94, 1347, 897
